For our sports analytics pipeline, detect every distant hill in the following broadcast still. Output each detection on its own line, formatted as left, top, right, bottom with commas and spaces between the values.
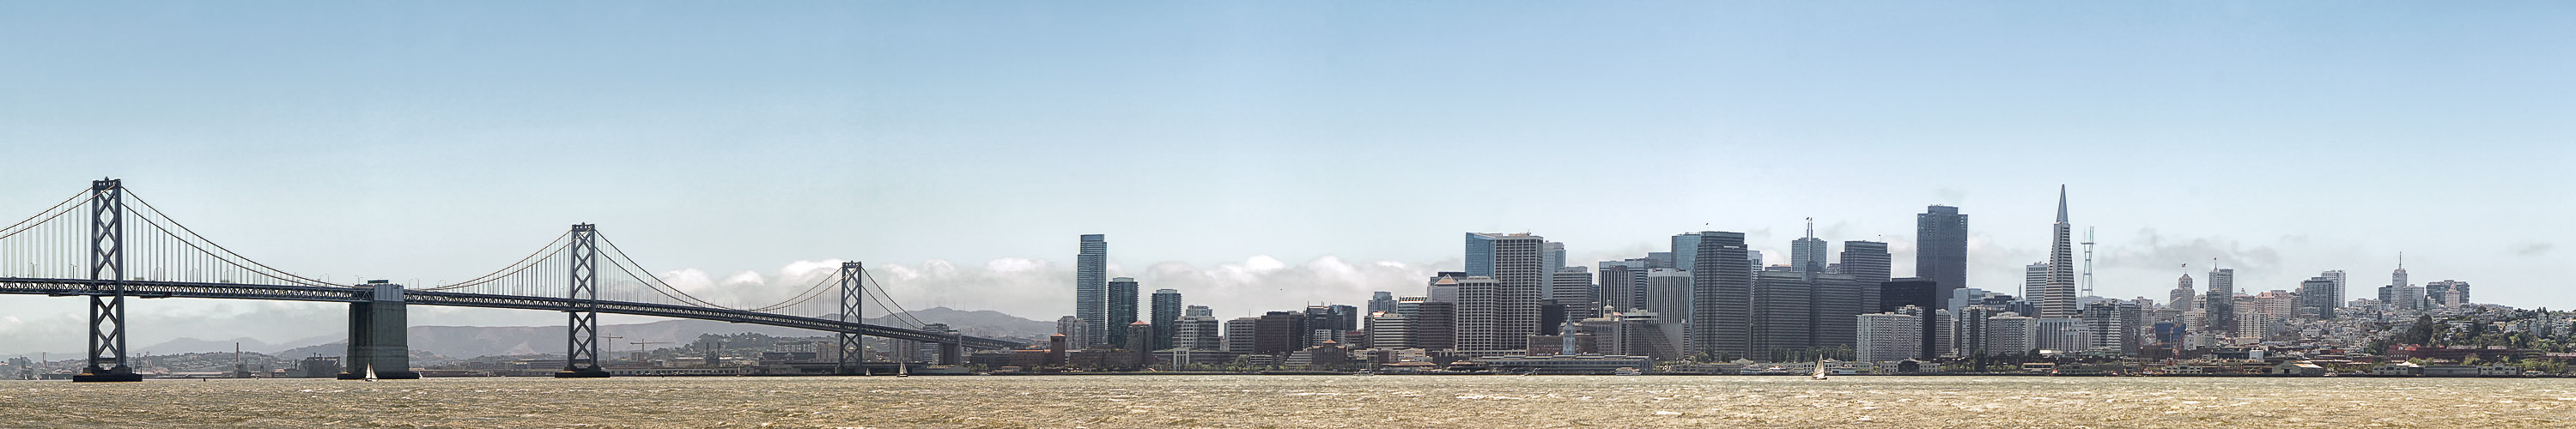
141, 307, 1054, 360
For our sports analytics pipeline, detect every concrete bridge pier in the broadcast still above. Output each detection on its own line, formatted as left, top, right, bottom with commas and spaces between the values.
340, 281, 420, 380
938, 341, 962, 366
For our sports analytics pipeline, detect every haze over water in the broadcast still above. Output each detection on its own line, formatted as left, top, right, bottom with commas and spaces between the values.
4, 376, 2571, 428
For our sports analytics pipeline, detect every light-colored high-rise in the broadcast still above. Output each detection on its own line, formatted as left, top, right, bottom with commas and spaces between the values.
1076, 234, 1109, 346
2320, 270, 2348, 309
2038, 186, 2076, 318
1643, 269, 1692, 325
1175, 305, 1224, 351
1856, 311, 1923, 363
1985, 312, 2036, 354
2024, 263, 2050, 299
1462, 233, 1546, 352
2169, 274, 2196, 312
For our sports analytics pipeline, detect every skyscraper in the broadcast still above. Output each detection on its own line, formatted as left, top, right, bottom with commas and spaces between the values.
1670, 233, 1703, 272
1916, 205, 1970, 293
2320, 270, 2348, 309
1549, 267, 1594, 309
2427, 280, 2471, 306
1790, 218, 1828, 278
1366, 291, 1396, 315
1839, 241, 1892, 285
1856, 311, 1923, 363
1752, 270, 1815, 354
2023, 263, 2050, 300
1643, 269, 1692, 326
1877, 278, 1944, 360
2299, 276, 2338, 319
1106, 277, 1139, 347
1688, 231, 1753, 360
1150, 288, 1182, 351
2204, 268, 2236, 336
1462, 233, 1546, 352
1175, 305, 1223, 351
1224, 317, 1259, 353
1076, 234, 1109, 346
1411, 300, 1458, 351
1598, 261, 1645, 311
1057, 316, 1089, 351
2038, 186, 2076, 318
2169, 274, 2196, 312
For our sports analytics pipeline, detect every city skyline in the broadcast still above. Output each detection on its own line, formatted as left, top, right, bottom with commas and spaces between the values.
3, 2, 2571, 354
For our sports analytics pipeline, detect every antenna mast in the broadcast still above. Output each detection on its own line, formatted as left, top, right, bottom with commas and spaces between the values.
2080, 227, 2096, 297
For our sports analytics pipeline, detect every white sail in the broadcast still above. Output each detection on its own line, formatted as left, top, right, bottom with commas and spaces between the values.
1810, 360, 1828, 380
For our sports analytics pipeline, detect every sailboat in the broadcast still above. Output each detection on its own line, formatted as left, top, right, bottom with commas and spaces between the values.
362, 365, 380, 382
896, 362, 909, 378
1809, 360, 1828, 380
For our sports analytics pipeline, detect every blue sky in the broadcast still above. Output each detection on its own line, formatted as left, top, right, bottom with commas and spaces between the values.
2, 2, 2570, 353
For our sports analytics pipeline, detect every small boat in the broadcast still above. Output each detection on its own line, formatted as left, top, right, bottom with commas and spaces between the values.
1810, 360, 1828, 380
363, 365, 380, 382
896, 362, 909, 378
1613, 367, 1642, 376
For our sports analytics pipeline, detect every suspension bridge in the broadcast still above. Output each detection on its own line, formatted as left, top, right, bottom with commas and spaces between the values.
0, 178, 1025, 382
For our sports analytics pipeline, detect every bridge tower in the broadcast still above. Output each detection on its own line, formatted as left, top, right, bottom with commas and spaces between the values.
74, 178, 141, 383
339, 281, 419, 379
556, 224, 611, 378
837, 262, 864, 374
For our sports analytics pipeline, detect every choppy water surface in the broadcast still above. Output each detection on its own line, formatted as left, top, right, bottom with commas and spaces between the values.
3, 375, 2572, 428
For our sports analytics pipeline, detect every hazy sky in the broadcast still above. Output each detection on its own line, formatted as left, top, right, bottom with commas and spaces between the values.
3, 2, 2570, 354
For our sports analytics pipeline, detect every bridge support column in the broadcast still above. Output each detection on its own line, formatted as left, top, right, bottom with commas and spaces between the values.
74, 178, 139, 383
836, 262, 863, 375
340, 281, 419, 379
938, 341, 962, 366
556, 224, 611, 378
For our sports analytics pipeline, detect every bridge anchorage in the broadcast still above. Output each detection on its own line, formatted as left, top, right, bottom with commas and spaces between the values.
0, 178, 1024, 382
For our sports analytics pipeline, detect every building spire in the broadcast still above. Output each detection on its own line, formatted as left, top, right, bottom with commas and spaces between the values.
1804, 217, 1814, 239
2055, 184, 2069, 223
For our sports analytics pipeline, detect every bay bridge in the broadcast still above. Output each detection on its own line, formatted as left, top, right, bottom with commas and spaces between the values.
1, 178, 1026, 382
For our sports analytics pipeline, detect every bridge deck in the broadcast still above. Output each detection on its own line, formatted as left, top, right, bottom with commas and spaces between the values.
0, 277, 1024, 349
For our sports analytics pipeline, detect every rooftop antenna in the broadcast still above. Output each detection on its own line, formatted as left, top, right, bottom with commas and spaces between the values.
2080, 227, 2095, 297
1804, 217, 1814, 239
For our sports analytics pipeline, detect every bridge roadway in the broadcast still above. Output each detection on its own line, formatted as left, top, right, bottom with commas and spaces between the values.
0, 277, 1023, 350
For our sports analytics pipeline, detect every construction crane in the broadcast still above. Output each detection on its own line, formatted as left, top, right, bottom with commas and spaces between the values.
603, 335, 623, 363
2081, 227, 2096, 298
630, 341, 671, 362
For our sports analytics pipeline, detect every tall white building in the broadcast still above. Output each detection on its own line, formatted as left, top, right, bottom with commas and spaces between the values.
2038, 186, 2077, 318
2170, 274, 2196, 312
2320, 270, 2348, 310
1856, 311, 1923, 363
1464, 233, 1546, 353
1985, 312, 2036, 354
2024, 263, 2050, 300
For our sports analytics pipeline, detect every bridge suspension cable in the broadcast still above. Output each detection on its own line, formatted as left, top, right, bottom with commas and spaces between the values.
860, 267, 930, 329
120, 190, 346, 287
412, 231, 572, 292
